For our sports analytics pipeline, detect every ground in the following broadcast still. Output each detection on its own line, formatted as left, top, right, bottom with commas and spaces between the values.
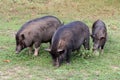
0, 0, 120, 80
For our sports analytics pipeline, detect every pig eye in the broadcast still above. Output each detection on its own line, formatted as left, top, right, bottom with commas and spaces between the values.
19, 40, 26, 47
19, 40, 23, 45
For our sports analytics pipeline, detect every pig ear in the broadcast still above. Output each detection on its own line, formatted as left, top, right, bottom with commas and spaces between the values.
57, 49, 63, 52
21, 34, 25, 39
45, 48, 51, 52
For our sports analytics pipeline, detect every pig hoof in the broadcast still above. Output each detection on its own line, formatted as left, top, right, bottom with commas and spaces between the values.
66, 62, 70, 65
55, 65, 60, 67
55, 64, 60, 67
100, 50, 104, 55
33, 54, 38, 56
93, 51, 99, 56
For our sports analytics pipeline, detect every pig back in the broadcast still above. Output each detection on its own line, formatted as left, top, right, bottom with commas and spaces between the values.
51, 21, 89, 51
16, 16, 62, 43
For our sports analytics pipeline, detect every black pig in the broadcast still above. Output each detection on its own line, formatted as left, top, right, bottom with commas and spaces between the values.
15, 15, 63, 56
91, 20, 107, 55
45, 21, 90, 67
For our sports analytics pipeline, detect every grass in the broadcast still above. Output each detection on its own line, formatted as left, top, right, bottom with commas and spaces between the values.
0, 0, 120, 80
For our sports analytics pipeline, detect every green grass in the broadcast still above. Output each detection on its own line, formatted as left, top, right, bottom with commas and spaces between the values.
0, 0, 120, 80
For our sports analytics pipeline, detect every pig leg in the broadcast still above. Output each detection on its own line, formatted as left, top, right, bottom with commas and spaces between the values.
83, 38, 90, 50
66, 49, 72, 64
100, 45, 105, 54
49, 41, 51, 48
100, 39, 106, 54
34, 47, 40, 56
34, 42, 40, 56
76, 47, 80, 53
28, 46, 33, 54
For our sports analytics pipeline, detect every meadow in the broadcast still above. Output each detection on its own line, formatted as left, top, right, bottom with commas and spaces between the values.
0, 0, 120, 80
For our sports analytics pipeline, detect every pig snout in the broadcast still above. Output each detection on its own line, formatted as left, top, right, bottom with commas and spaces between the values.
55, 58, 60, 67
15, 45, 22, 54
93, 43, 99, 51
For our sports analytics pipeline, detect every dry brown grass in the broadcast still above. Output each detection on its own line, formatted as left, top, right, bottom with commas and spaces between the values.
0, 0, 120, 23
